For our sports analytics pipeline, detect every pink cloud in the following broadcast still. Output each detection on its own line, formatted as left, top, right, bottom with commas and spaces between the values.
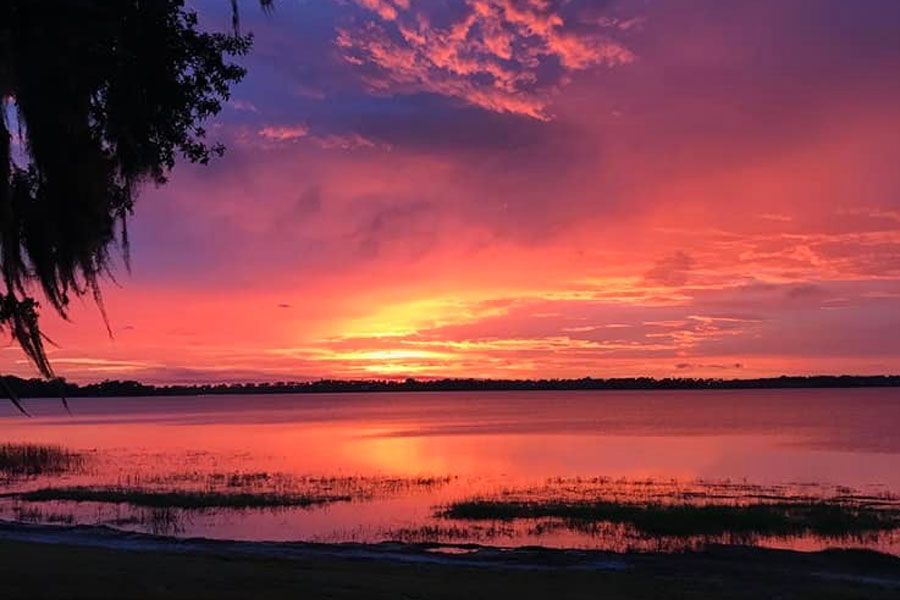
259, 124, 310, 141
353, 0, 405, 21
337, 0, 634, 119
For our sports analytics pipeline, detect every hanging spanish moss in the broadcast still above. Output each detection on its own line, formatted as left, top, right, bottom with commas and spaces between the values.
0, 0, 253, 383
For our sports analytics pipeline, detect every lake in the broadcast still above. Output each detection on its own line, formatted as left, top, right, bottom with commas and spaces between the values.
2, 389, 899, 554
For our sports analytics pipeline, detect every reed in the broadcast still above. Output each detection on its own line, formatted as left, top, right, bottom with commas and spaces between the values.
0, 443, 83, 476
441, 499, 900, 537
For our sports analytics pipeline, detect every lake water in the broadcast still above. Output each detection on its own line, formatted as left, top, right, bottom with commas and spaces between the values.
2, 389, 899, 554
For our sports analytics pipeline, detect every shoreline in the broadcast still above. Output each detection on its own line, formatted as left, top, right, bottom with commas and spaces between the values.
0, 520, 630, 570
3, 520, 900, 599
4, 374, 900, 402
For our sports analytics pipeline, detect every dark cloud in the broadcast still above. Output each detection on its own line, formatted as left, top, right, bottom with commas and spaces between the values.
644, 252, 695, 287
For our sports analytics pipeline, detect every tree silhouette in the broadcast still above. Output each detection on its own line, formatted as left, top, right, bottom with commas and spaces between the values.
0, 1, 257, 389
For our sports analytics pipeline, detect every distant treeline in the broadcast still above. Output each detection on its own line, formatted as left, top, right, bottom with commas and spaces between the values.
2, 375, 899, 398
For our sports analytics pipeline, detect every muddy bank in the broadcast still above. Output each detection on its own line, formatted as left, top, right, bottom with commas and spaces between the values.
2, 521, 900, 599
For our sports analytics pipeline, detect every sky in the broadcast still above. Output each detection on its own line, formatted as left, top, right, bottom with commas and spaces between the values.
4, 0, 900, 384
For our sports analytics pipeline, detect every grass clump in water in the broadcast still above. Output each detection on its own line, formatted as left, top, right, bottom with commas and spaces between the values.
0, 443, 83, 476
441, 499, 900, 537
12, 486, 352, 509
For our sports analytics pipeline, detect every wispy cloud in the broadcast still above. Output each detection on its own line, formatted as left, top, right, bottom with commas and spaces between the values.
259, 124, 310, 141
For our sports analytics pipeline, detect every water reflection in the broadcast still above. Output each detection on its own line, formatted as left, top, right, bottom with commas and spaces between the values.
0, 389, 898, 554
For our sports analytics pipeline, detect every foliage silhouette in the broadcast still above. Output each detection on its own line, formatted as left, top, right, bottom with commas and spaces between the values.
1, 374, 898, 401
0, 1, 257, 394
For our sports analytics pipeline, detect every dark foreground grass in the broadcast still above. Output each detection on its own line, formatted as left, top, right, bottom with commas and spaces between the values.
0, 444, 83, 477
12, 486, 351, 509
2, 538, 900, 599
442, 499, 900, 537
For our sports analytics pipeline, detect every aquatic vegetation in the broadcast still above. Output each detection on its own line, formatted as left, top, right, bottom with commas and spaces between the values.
11, 505, 75, 525
4, 449, 900, 557
0, 443, 83, 477
103, 507, 186, 536
515, 477, 900, 508
441, 499, 900, 537
11, 486, 352, 509
7, 473, 455, 511
1, 469, 459, 536
383, 523, 517, 544
127, 471, 455, 501
435, 477, 900, 545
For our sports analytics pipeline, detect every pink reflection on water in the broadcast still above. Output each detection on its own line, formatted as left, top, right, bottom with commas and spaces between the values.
1, 389, 899, 553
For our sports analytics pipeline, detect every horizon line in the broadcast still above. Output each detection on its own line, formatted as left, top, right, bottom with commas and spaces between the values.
3, 374, 899, 397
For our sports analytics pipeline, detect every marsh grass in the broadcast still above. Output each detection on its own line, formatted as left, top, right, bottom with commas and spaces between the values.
104, 507, 186, 536
118, 472, 455, 502
0, 443, 83, 477
4, 471, 456, 525
12, 505, 75, 525
441, 499, 900, 537
384, 523, 517, 544
12, 486, 352, 509
174, 472, 451, 493
524, 477, 900, 508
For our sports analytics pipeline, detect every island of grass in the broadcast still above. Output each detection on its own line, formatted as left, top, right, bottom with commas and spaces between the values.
5, 473, 455, 510
9, 487, 352, 510
441, 498, 900, 537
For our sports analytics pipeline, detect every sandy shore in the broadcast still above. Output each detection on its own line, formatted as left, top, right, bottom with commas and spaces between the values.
2, 522, 900, 599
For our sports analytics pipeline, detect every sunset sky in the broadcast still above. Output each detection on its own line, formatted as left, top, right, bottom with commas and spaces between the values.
4, 0, 900, 383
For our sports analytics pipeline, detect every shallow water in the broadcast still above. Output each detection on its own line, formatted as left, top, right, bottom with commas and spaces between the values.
1, 389, 899, 553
